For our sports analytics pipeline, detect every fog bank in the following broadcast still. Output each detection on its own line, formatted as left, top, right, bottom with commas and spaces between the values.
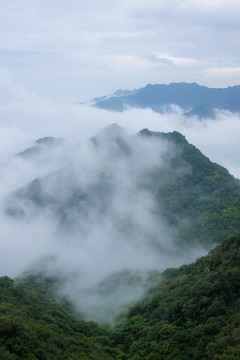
0, 123, 207, 321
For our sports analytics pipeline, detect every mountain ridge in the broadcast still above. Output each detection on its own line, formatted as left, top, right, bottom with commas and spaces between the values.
7, 125, 240, 248
92, 82, 240, 118
1, 124, 240, 358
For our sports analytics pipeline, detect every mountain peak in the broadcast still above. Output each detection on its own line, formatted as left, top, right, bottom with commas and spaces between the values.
100, 123, 127, 137
36, 137, 62, 146
17, 136, 63, 159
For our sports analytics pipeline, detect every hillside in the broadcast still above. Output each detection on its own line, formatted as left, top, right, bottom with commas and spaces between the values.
3, 125, 240, 325
113, 233, 240, 359
92, 83, 240, 118
1, 234, 240, 359
0, 276, 120, 359
6, 126, 240, 249
2, 123, 240, 357
138, 129, 240, 247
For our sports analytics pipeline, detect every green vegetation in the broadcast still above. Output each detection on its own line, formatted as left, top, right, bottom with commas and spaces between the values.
0, 276, 121, 359
8, 129, 240, 249
1, 234, 240, 359
113, 233, 240, 359
2, 130, 240, 358
140, 130, 240, 247
17, 269, 162, 326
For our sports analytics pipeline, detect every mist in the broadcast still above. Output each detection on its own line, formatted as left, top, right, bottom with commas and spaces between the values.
0, 120, 210, 322
1, 75, 240, 321
0, 69, 239, 177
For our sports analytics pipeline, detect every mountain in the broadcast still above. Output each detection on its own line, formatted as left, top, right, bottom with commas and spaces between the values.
17, 137, 63, 159
4, 124, 240, 324
92, 82, 240, 118
91, 88, 141, 104
1, 233, 240, 359
7, 125, 240, 248
1, 125, 240, 358
0, 275, 120, 359
113, 233, 240, 359
139, 129, 240, 247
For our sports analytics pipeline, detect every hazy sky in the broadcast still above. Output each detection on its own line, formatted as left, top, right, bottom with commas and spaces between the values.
1, 0, 240, 101
0, 0, 240, 179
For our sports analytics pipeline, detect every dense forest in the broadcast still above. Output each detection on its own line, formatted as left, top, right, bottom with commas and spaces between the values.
1, 127, 240, 359
139, 129, 240, 247
113, 233, 240, 359
0, 233, 239, 359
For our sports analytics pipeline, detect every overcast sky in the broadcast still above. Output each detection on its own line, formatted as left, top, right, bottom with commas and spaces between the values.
0, 0, 240, 179
1, 0, 240, 101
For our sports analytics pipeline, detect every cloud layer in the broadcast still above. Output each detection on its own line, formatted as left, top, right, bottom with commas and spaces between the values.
0, 69, 240, 178
0, 0, 239, 322
0, 1, 240, 100
0, 70, 239, 320
0, 121, 206, 322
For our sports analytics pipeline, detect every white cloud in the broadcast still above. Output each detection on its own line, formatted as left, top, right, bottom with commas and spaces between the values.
0, 114, 207, 321
0, 68, 240, 322
156, 55, 198, 68
0, 68, 239, 179
0, 0, 240, 100
205, 66, 240, 80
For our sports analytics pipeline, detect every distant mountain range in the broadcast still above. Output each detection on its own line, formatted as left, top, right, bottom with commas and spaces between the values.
92, 82, 240, 118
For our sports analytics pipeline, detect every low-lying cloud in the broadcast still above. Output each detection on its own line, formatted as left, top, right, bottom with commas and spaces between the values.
0, 75, 240, 321
1, 69, 239, 177
0, 121, 206, 322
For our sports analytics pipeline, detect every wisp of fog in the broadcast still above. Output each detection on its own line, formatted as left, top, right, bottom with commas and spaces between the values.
0, 123, 208, 322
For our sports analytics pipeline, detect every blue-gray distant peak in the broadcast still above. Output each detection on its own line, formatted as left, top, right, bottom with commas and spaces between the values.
92, 82, 240, 118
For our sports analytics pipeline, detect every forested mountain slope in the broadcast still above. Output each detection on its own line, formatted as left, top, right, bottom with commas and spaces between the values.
3, 125, 240, 327
139, 129, 240, 247
1, 233, 240, 359
6, 126, 240, 249
113, 233, 240, 360
0, 276, 120, 360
